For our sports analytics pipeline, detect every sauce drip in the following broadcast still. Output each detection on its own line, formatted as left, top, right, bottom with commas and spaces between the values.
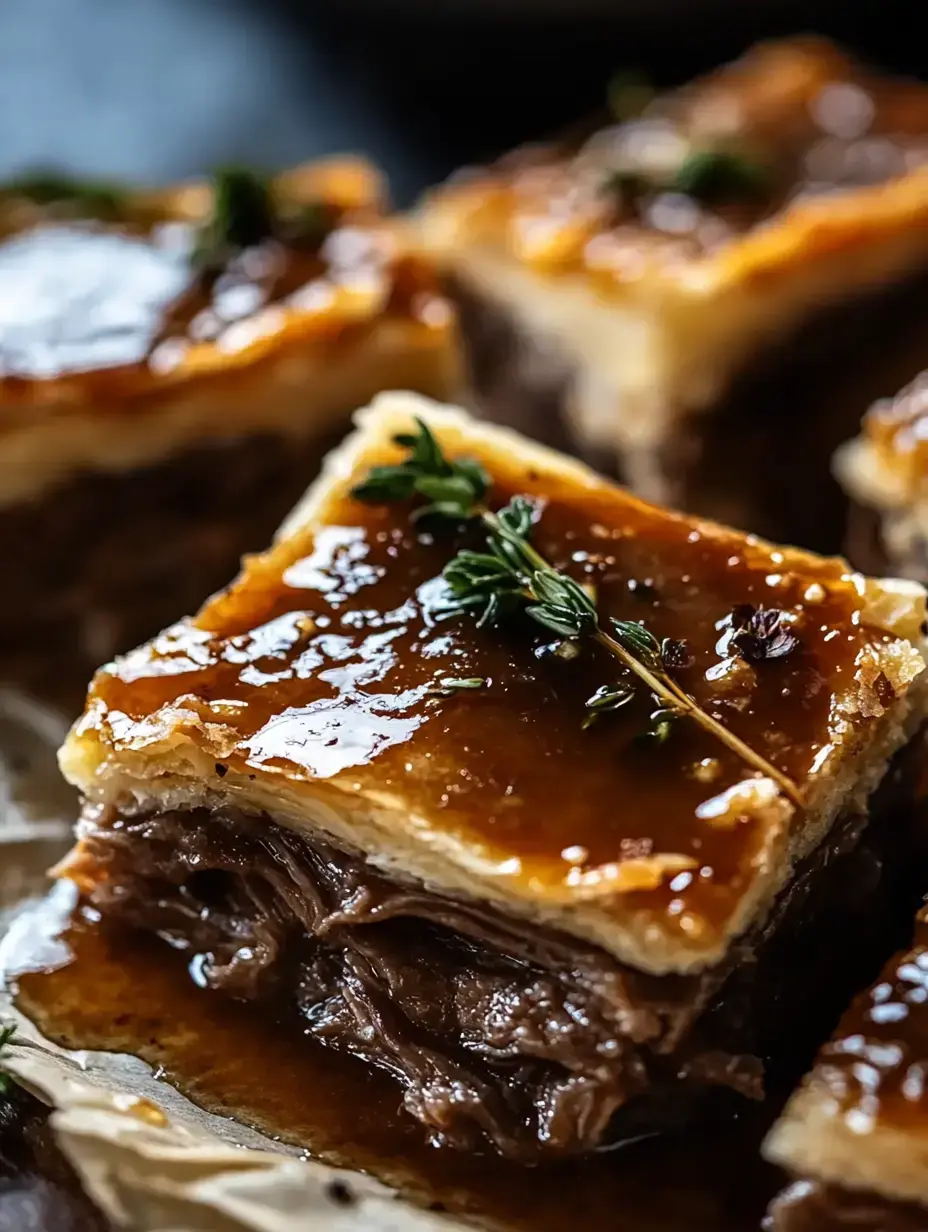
9, 890, 781, 1232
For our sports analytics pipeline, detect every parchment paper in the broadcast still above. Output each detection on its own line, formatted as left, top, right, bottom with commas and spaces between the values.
0, 689, 459, 1232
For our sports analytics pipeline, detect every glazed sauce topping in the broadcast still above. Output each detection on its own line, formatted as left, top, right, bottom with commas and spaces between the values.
863, 370, 928, 496
811, 905, 928, 1134
0, 210, 445, 382
494, 41, 928, 275
89, 428, 878, 943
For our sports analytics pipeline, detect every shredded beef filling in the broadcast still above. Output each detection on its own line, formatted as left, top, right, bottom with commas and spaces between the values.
72, 768, 925, 1162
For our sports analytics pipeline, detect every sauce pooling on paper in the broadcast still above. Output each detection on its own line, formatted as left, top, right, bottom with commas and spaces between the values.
9, 890, 779, 1232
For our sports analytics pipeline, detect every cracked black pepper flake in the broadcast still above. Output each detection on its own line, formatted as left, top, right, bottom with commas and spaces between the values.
729, 605, 799, 663
214, 763, 228, 778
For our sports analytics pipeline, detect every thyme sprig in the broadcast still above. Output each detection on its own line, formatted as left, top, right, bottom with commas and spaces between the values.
670, 148, 770, 204
0, 1025, 18, 1095
442, 498, 802, 802
196, 167, 336, 270
600, 142, 770, 210
352, 427, 803, 806
352, 418, 490, 523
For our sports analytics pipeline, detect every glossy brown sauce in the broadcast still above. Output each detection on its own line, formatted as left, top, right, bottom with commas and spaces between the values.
809, 905, 928, 1136
490, 42, 928, 276
0, 221, 192, 379
10, 889, 781, 1231
0, 213, 443, 383
86, 429, 875, 945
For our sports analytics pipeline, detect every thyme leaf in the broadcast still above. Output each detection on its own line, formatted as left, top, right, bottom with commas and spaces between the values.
582, 683, 635, 729
610, 620, 662, 671
351, 418, 490, 523
601, 145, 770, 209
640, 707, 681, 745
196, 167, 337, 269
670, 148, 770, 203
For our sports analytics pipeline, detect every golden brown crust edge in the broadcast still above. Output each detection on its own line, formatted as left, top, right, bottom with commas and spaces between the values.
765, 1081, 928, 1209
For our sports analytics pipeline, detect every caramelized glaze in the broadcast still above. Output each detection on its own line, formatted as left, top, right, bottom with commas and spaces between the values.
0, 222, 192, 379
806, 905, 928, 1135
82, 421, 882, 947
10, 890, 780, 1232
0, 178, 449, 393
442, 40, 928, 283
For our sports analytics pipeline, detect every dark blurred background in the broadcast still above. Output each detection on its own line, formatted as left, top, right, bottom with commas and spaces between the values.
0, 0, 921, 206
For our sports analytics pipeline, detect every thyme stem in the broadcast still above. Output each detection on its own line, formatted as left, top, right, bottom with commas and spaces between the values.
468, 504, 803, 806
352, 427, 804, 809
591, 627, 803, 805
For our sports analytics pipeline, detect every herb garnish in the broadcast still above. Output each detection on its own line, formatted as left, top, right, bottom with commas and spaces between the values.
351, 418, 490, 523
641, 708, 679, 746
210, 168, 276, 253
729, 605, 799, 664
196, 166, 337, 270
601, 145, 769, 209
582, 683, 634, 729
353, 428, 803, 805
1, 171, 125, 218
670, 149, 769, 204
0, 1025, 18, 1095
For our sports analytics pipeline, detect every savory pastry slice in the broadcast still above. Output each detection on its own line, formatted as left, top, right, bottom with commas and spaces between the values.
420, 38, 928, 549
56, 393, 928, 1160
765, 904, 928, 1231
0, 162, 459, 703
837, 371, 928, 585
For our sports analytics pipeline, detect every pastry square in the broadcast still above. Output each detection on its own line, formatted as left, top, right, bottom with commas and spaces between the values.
0, 161, 459, 703
420, 38, 928, 549
765, 903, 928, 1231
57, 393, 928, 1159
837, 370, 928, 585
